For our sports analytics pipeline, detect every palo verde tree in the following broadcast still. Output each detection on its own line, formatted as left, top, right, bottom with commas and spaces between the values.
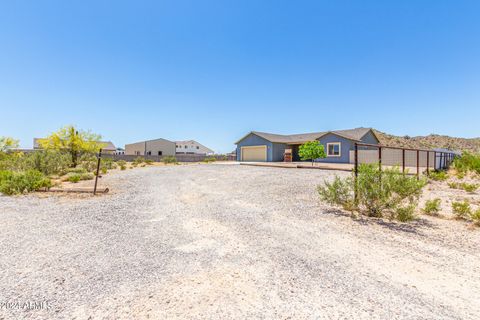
39, 126, 105, 167
298, 141, 326, 166
0, 137, 19, 153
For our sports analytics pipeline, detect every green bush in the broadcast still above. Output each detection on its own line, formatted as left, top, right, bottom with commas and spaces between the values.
471, 209, 480, 226
460, 183, 478, 193
134, 157, 144, 165
66, 167, 87, 174
448, 182, 459, 189
120, 165, 126, 170
144, 159, 153, 165
395, 205, 416, 222
0, 169, 51, 195
454, 152, 480, 175
452, 200, 471, 219
317, 164, 426, 221
101, 167, 108, 174
22, 150, 72, 176
429, 170, 448, 181
67, 174, 81, 183
117, 160, 127, 170
162, 156, 178, 164
79, 154, 98, 172
203, 156, 217, 163
317, 176, 354, 210
422, 198, 441, 216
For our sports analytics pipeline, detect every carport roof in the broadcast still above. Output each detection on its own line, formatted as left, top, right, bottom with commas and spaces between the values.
236, 127, 375, 144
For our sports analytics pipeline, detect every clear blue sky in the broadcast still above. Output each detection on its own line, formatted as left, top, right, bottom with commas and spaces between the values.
1, 1, 479, 153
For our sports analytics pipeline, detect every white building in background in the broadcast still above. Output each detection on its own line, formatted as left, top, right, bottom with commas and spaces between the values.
175, 140, 214, 155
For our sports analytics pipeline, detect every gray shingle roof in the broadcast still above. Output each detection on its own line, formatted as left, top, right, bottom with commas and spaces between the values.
236, 127, 374, 144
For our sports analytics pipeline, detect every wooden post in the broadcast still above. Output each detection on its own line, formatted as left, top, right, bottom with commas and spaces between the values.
402, 149, 405, 174
93, 148, 102, 196
416, 149, 420, 179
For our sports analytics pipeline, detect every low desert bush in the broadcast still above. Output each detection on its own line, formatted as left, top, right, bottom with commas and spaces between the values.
117, 160, 127, 170
144, 159, 153, 165
460, 183, 478, 193
66, 167, 87, 174
470, 209, 480, 226
422, 198, 441, 216
133, 157, 144, 165
395, 205, 416, 222
203, 156, 217, 163
454, 152, 480, 175
0, 169, 51, 195
429, 170, 448, 181
65, 172, 94, 183
317, 164, 426, 221
162, 156, 178, 164
451, 200, 471, 219
67, 174, 81, 183
448, 182, 459, 189
79, 154, 98, 172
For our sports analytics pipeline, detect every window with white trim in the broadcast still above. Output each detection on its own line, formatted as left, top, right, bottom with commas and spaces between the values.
327, 143, 341, 157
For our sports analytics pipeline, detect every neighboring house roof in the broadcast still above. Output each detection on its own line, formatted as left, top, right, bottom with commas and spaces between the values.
33, 138, 116, 151
235, 127, 377, 144
125, 138, 175, 145
174, 140, 214, 153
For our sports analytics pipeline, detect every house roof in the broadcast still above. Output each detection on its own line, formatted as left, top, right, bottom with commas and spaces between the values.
235, 127, 376, 144
33, 138, 116, 151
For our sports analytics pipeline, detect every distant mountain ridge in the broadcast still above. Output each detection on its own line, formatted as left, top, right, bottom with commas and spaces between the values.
373, 130, 480, 153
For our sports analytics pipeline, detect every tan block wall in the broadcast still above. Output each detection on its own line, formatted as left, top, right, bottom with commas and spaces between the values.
125, 139, 176, 156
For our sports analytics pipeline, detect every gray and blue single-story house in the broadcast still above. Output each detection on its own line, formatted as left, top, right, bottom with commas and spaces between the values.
235, 127, 380, 163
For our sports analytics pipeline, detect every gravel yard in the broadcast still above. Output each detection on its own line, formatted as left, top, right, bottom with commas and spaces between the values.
1, 163, 479, 319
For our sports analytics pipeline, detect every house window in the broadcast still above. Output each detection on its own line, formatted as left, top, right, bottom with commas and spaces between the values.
196, 146, 199, 149
147, 151, 151, 155
158, 151, 162, 156
184, 145, 187, 149
327, 143, 341, 157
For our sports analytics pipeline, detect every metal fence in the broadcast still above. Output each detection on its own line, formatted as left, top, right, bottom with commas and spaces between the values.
353, 143, 456, 178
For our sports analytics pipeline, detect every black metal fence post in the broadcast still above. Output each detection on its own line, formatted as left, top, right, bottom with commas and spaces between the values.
416, 149, 420, 179
354, 143, 358, 203
426, 151, 430, 175
378, 146, 382, 172
402, 149, 406, 174
93, 148, 102, 195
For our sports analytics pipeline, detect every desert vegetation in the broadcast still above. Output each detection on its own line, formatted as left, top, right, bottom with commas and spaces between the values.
318, 164, 426, 222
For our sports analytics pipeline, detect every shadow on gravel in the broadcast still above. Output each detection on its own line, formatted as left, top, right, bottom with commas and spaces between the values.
323, 208, 437, 235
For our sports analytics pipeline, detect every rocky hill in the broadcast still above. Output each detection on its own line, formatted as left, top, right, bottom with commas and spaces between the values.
374, 130, 480, 153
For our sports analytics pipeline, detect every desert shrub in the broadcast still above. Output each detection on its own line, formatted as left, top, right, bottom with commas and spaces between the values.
79, 154, 98, 172
67, 174, 81, 183
317, 164, 425, 221
66, 167, 87, 174
471, 209, 480, 226
448, 182, 459, 189
456, 171, 465, 179
452, 200, 471, 219
317, 176, 354, 210
0, 169, 51, 195
203, 156, 217, 163
144, 159, 153, 165
21, 150, 72, 176
454, 152, 480, 174
162, 156, 178, 164
101, 157, 116, 170
101, 167, 108, 174
117, 160, 126, 167
133, 157, 144, 165
429, 170, 448, 181
460, 183, 478, 193
422, 198, 441, 216
395, 205, 416, 222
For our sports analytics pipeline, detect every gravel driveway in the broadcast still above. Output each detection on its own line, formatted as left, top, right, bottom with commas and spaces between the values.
1, 163, 479, 319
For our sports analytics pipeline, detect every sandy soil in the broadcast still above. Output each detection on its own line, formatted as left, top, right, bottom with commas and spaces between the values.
0, 164, 479, 319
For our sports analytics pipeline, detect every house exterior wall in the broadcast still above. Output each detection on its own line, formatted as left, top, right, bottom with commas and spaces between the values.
125, 139, 176, 156
272, 143, 286, 162
175, 141, 214, 155
315, 133, 355, 163
359, 130, 379, 144
236, 133, 275, 161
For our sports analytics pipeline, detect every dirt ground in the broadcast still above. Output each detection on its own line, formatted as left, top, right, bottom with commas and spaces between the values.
0, 163, 479, 319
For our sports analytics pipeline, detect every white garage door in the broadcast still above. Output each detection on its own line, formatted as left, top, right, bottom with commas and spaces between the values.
241, 146, 267, 162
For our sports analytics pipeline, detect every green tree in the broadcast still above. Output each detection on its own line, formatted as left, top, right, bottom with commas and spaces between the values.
39, 126, 105, 167
0, 137, 19, 153
298, 141, 326, 166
